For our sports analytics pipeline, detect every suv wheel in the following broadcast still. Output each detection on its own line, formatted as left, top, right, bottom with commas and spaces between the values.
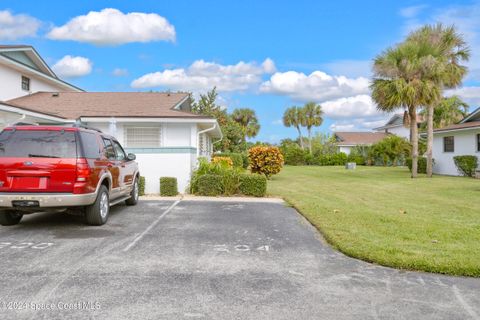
0, 210, 24, 226
125, 177, 139, 206
85, 185, 110, 226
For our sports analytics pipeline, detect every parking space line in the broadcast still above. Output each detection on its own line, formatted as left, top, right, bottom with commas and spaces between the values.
123, 200, 181, 252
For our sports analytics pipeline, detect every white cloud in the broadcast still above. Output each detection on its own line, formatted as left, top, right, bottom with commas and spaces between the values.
0, 10, 41, 40
321, 94, 385, 119
52, 55, 92, 78
329, 117, 389, 132
131, 58, 275, 92
47, 8, 175, 45
447, 86, 480, 106
272, 119, 283, 125
260, 70, 370, 102
112, 68, 128, 77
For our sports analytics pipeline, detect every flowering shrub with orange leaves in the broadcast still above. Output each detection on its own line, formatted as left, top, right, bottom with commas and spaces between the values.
248, 146, 284, 178
211, 156, 233, 168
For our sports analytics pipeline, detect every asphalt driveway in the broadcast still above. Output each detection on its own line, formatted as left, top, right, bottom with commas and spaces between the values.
0, 199, 479, 320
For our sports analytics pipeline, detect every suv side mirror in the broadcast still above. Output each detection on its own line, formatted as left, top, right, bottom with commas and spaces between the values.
127, 153, 136, 161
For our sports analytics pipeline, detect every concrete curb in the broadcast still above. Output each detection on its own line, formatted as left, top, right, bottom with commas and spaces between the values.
140, 195, 284, 203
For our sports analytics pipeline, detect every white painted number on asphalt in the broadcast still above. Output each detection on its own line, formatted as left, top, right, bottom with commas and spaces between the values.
214, 244, 270, 253
0, 242, 54, 250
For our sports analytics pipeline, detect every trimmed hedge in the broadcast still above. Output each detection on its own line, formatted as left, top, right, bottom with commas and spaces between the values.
239, 174, 267, 197
453, 155, 478, 177
215, 153, 243, 168
138, 176, 146, 196
197, 174, 223, 196
160, 177, 178, 196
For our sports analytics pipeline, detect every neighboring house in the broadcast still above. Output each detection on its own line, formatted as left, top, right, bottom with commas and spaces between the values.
1, 92, 222, 193
432, 107, 480, 176
0, 45, 82, 101
334, 132, 389, 155
373, 113, 410, 139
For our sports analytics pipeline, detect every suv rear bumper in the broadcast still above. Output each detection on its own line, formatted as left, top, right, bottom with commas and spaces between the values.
0, 192, 97, 208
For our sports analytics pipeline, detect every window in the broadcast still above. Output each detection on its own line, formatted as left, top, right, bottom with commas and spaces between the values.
477, 134, 480, 152
21, 76, 30, 91
124, 127, 161, 148
112, 140, 127, 161
102, 137, 116, 160
443, 136, 454, 152
79, 132, 101, 159
0, 129, 76, 158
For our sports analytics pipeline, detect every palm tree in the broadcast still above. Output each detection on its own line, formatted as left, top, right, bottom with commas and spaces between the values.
231, 108, 260, 142
420, 96, 469, 129
283, 106, 305, 149
302, 102, 324, 154
371, 40, 441, 178
406, 24, 470, 177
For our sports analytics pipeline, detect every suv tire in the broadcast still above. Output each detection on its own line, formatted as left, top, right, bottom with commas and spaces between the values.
125, 176, 139, 206
0, 210, 24, 226
85, 185, 110, 226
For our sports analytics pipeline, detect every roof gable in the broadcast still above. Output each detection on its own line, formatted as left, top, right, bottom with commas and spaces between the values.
0, 45, 56, 78
460, 107, 480, 123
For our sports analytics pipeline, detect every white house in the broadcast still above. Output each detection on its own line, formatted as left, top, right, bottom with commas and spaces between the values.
0, 45, 82, 101
432, 107, 480, 176
1, 92, 222, 193
334, 132, 388, 155
0, 45, 222, 193
373, 113, 410, 139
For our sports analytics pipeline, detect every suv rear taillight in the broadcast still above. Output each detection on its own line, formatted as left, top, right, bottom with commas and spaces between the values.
76, 158, 91, 182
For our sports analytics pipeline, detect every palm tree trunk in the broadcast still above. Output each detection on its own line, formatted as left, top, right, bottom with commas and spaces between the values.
426, 104, 434, 178
308, 127, 312, 154
409, 108, 418, 178
296, 126, 304, 149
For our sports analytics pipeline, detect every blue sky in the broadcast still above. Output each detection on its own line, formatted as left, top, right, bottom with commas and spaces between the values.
1, 0, 479, 143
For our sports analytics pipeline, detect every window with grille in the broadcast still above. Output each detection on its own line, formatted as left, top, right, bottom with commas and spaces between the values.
477, 134, 480, 152
443, 136, 454, 152
21, 76, 30, 91
124, 127, 161, 148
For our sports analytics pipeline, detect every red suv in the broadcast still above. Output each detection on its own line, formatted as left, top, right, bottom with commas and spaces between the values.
0, 124, 139, 226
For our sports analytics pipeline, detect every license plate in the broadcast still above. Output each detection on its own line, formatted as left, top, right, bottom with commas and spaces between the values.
12, 200, 40, 207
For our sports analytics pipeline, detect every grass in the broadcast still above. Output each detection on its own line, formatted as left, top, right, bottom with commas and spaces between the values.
268, 166, 480, 277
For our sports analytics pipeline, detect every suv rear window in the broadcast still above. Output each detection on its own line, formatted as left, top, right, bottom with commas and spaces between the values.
0, 129, 77, 158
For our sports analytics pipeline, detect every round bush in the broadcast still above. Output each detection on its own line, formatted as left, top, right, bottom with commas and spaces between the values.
248, 146, 284, 178
197, 174, 223, 196
454, 155, 478, 177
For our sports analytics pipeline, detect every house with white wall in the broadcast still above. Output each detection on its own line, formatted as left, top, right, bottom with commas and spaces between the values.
0, 45, 82, 101
0, 45, 222, 193
334, 132, 388, 155
432, 107, 480, 176
2, 92, 222, 193
373, 113, 410, 139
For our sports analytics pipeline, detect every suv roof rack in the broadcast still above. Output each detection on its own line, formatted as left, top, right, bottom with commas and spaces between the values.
12, 122, 39, 126
71, 123, 103, 133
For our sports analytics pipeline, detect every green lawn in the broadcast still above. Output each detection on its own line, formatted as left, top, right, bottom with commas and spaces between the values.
268, 166, 480, 276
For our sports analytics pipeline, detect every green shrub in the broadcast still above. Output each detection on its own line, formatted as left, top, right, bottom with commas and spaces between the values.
453, 155, 478, 177
215, 152, 243, 168
138, 176, 145, 196
197, 174, 223, 196
406, 157, 429, 174
160, 177, 178, 196
241, 153, 249, 169
316, 152, 348, 166
282, 144, 307, 165
239, 174, 267, 197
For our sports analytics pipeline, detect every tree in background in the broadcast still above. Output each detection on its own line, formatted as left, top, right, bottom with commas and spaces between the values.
406, 24, 470, 178
371, 39, 440, 178
192, 88, 251, 153
302, 102, 324, 154
283, 106, 305, 149
420, 96, 469, 129
232, 108, 260, 142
